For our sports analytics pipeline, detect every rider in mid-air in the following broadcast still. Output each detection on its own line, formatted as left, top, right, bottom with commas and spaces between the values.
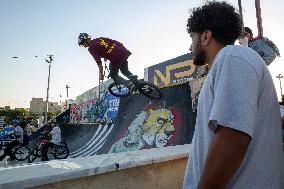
78, 33, 137, 85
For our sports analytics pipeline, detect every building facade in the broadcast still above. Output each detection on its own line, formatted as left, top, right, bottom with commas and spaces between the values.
30, 97, 60, 115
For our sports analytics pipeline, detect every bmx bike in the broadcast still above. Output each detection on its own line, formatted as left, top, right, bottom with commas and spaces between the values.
103, 62, 163, 100
28, 135, 69, 163
0, 133, 30, 161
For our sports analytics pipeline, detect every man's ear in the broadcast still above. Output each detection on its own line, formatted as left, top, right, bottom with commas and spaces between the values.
201, 30, 212, 46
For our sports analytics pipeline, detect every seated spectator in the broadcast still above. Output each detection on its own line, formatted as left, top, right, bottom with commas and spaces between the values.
41, 123, 61, 161
0, 122, 27, 161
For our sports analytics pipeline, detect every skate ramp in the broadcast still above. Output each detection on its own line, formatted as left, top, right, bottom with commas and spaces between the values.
62, 83, 196, 157
62, 123, 114, 158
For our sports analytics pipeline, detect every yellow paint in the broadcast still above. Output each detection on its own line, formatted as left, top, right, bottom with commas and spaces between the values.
99, 39, 109, 48
154, 60, 195, 86
99, 38, 116, 54
107, 43, 116, 54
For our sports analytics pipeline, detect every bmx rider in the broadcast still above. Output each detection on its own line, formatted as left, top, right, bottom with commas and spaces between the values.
78, 33, 137, 85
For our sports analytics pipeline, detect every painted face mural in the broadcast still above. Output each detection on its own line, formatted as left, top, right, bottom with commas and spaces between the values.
109, 108, 175, 153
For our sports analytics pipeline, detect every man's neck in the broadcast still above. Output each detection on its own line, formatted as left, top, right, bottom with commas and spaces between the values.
207, 44, 226, 65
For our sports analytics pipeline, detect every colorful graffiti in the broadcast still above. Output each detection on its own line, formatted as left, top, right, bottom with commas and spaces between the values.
61, 83, 195, 157
109, 108, 175, 153
70, 91, 120, 124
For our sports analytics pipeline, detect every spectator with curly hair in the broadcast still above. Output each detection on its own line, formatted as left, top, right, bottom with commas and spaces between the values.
183, 1, 283, 189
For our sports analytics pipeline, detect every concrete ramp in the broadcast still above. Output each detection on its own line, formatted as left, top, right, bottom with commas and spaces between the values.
64, 123, 114, 158
63, 83, 195, 157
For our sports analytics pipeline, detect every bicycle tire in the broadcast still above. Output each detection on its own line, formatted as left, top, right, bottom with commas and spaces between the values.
13, 145, 30, 161
54, 142, 69, 159
137, 81, 163, 100
108, 82, 131, 97
28, 148, 37, 163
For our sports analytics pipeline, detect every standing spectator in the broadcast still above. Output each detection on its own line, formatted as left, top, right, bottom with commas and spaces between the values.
183, 1, 283, 189
241, 26, 280, 66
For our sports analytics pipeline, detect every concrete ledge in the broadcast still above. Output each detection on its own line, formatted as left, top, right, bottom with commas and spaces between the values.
0, 144, 190, 189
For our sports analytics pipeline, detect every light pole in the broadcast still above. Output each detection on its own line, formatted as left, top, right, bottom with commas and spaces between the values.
276, 74, 283, 102
44, 55, 54, 123
66, 85, 70, 109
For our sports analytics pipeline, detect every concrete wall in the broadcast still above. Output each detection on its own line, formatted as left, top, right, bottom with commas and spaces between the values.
28, 158, 188, 189
0, 145, 190, 189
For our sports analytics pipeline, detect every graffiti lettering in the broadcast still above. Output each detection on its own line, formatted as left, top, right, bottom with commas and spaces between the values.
153, 60, 195, 86
172, 77, 194, 84
109, 99, 120, 107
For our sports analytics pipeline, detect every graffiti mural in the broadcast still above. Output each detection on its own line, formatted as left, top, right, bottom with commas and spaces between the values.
70, 91, 120, 124
108, 108, 175, 153
59, 83, 196, 157
96, 83, 196, 155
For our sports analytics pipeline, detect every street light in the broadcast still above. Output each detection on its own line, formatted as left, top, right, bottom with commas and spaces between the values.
66, 85, 70, 109
44, 55, 54, 123
276, 73, 283, 102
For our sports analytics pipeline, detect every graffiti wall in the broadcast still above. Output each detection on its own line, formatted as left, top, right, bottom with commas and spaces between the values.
144, 53, 197, 87
97, 83, 196, 154
62, 83, 196, 157
76, 79, 113, 104
70, 91, 120, 124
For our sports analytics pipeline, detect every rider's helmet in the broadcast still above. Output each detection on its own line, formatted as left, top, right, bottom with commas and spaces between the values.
78, 33, 91, 46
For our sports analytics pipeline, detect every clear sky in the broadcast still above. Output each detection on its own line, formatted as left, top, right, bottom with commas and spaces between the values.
0, 0, 283, 109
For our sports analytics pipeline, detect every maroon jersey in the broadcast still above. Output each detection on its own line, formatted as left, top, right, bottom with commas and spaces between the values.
88, 37, 131, 65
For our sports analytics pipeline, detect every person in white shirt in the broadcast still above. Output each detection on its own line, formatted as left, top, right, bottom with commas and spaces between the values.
182, 2, 283, 189
41, 123, 61, 161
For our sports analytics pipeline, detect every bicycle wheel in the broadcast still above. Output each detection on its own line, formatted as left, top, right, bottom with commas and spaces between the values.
137, 81, 163, 100
28, 148, 38, 163
13, 146, 30, 161
108, 82, 131, 97
54, 142, 69, 159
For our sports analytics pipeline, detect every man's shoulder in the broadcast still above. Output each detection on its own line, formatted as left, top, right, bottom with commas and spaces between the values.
218, 45, 264, 65
221, 45, 253, 55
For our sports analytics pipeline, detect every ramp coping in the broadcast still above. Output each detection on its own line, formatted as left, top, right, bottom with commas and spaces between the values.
0, 144, 191, 189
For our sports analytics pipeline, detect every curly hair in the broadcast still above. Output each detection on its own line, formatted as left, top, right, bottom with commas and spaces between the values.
187, 1, 242, 45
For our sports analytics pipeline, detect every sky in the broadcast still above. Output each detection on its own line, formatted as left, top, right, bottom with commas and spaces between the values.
0, 0, 283, 109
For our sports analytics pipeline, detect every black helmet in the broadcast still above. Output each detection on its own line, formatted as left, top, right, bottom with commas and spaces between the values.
78, 33, 90, 46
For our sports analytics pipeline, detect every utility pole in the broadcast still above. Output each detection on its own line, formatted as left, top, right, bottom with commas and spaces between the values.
66, 85, 70, 109
238, 0, 244, 36
44, 55, 54, 123
276, 74, 283, 102
255, 0, 263, 37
